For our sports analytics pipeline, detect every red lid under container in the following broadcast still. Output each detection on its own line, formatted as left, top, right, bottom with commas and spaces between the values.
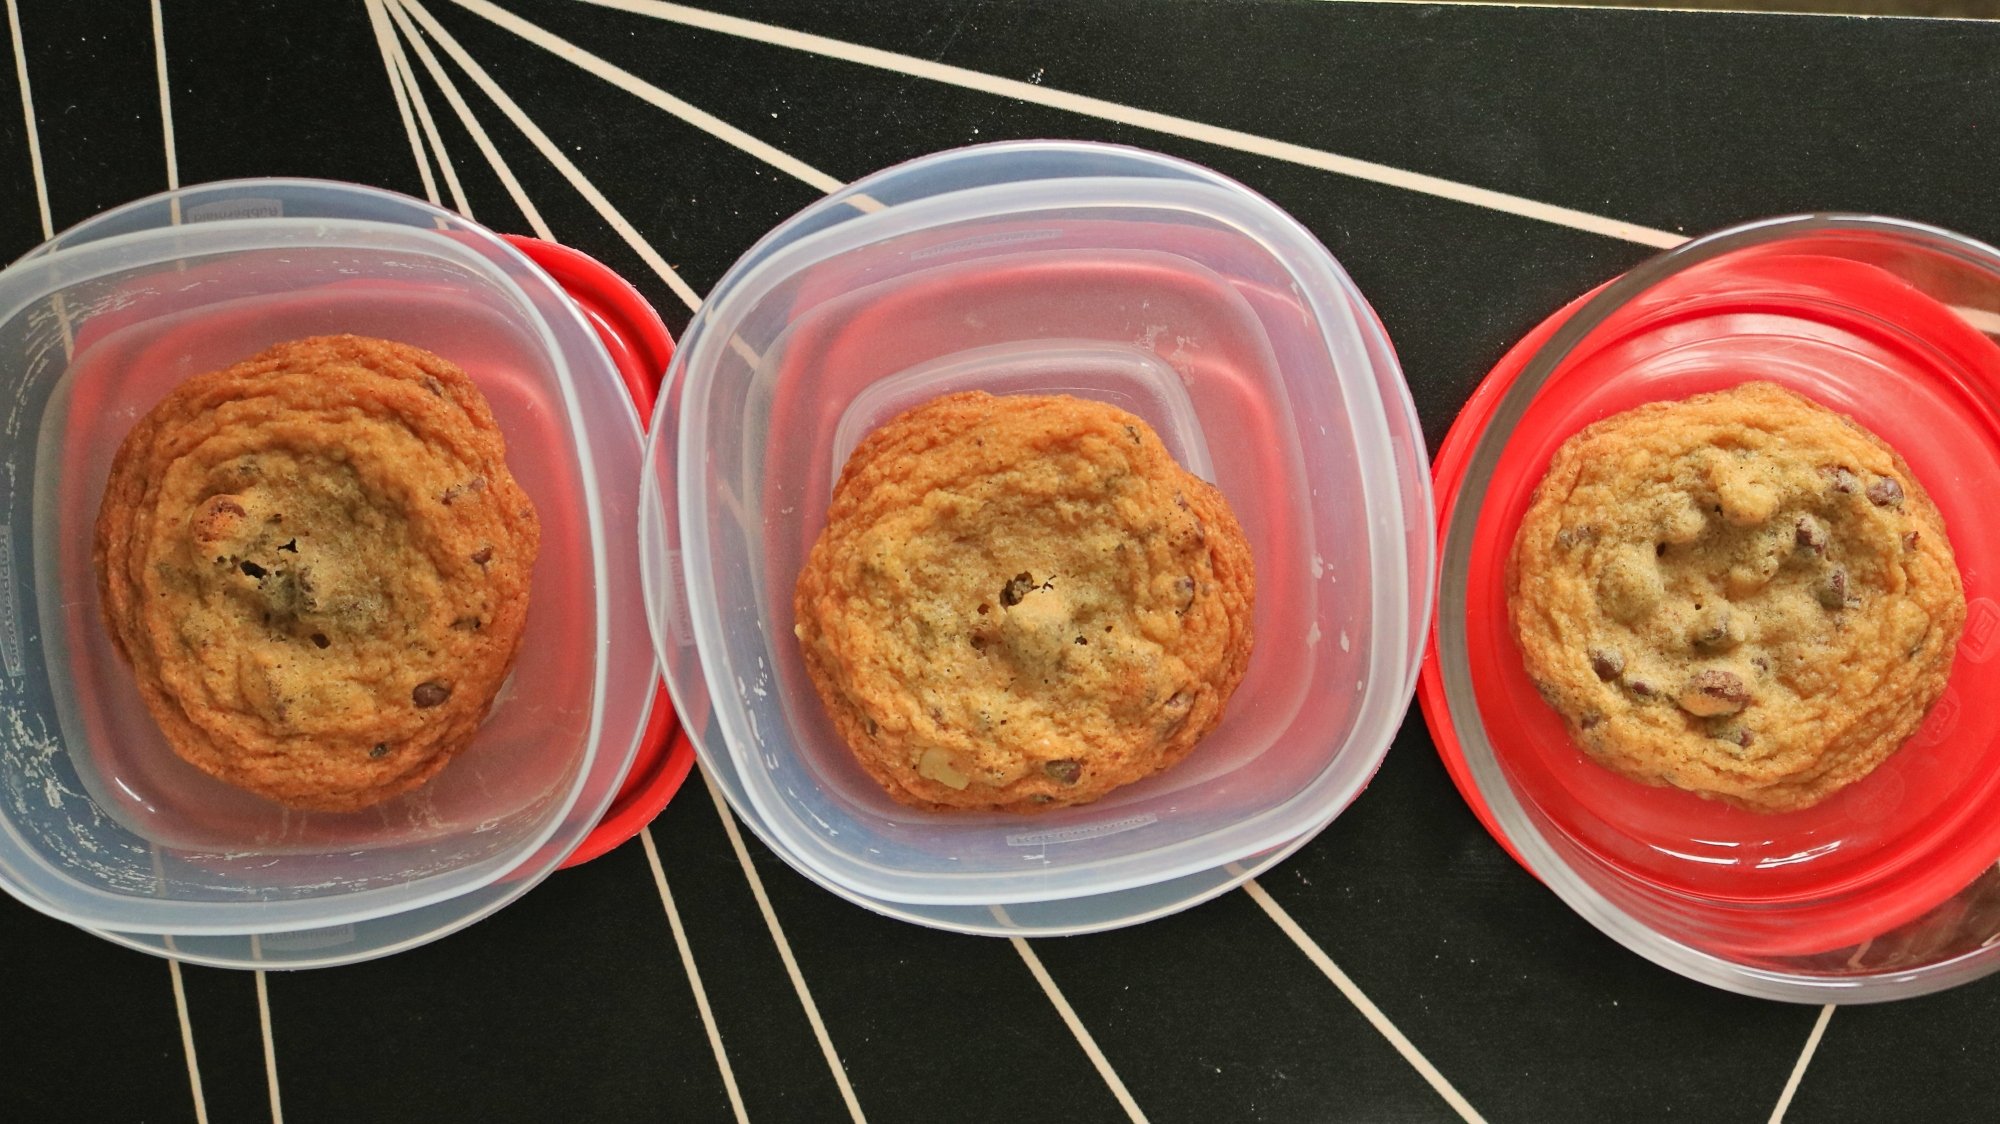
503, 235, 691, 868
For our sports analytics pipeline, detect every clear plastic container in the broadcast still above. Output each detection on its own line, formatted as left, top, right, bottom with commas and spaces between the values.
1424, 214, 2000, 1002
0, 180, 656, 950
643, 141, 1433, 911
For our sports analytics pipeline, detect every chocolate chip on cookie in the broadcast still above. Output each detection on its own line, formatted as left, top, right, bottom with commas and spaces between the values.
1589, 648, 1624, 681
1678, 669, 1750, 717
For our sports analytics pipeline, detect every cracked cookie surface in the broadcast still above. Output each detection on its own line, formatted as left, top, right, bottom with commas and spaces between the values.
1509, 382, 1963, 813
793, 391, 1256, 813
95, 335, 540, 811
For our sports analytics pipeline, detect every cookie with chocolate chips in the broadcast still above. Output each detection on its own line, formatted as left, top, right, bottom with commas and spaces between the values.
95, 335, 539, 811
1509, 382, 1963, 813
793, 391, 1256, 813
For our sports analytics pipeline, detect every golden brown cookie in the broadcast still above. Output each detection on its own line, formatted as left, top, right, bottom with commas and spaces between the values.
1509, 382, 1963, 813
94, 335, 540, 811
793, 391, 1256, 813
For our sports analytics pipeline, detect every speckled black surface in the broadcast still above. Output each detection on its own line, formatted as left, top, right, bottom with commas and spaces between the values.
4, 2, 2000, 1121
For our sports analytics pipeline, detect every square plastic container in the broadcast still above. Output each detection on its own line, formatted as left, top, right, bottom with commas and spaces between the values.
643, 142, 1434, 912
0, 181, 657, 946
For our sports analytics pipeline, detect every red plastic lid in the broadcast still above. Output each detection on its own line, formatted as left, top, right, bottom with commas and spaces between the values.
1419, 245, 2000, 958
501, 235, 692, 868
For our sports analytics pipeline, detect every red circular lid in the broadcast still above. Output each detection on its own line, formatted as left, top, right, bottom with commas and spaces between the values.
500, 235, 690, 869
1419, 243, 2000, 959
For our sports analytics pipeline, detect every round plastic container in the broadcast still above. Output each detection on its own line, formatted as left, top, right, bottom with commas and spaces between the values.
1423, 214, 2000, 1002
0, 180, 657, 954
643, 141, 1434, 919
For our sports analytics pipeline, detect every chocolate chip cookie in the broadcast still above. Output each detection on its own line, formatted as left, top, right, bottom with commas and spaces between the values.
95, 335, 540, 811
1509, 382, 1963, 813
793, 391, 1256, 813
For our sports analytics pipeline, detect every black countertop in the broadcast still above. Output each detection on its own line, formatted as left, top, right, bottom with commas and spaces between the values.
6, 1, 2000, 1121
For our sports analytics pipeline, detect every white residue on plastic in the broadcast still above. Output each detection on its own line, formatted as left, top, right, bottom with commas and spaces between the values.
1339, 630, 1351, 652
1005, 813, 1156, 848
486, 669, 519, 714
1166, 335, 1199, 381
1306, 622, 1321, 647
397, 788, 447, 835
4, 703, 159, 894
10, 707, 69, 814
1310, 553, 1325, 579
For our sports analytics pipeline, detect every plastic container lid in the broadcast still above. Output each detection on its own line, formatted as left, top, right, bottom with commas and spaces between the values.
1422, 214, 2000, 988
